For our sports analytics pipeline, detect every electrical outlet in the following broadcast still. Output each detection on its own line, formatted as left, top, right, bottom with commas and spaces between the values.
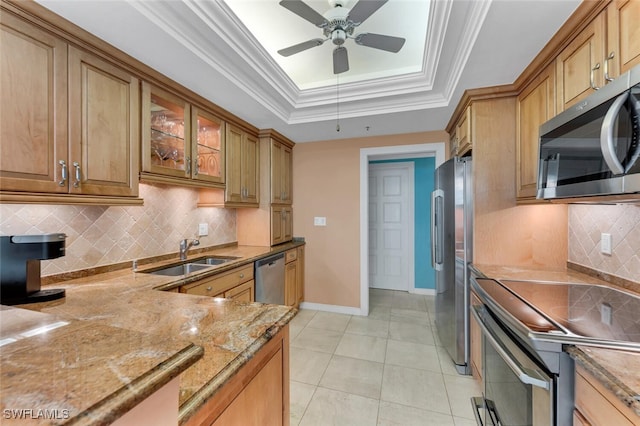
600, 233, 612, 255
198, 223, 208, 237
313, 217, 327, 226
600, 303, 612, 325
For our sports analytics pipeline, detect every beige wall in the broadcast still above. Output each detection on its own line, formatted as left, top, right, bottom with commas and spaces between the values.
292, 131, 448, 309
0, 184, 236, 276
568, 204, 640, 284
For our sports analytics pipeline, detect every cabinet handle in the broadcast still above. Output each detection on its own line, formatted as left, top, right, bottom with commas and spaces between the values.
604, 52, 615, 82
590, 63, 601, 90
58, 160, 67, 186
186, 156, 191, 174
194, 157, 199, 176
206, 286, 212, 292
239, 273, 244, 278
72, 162, 81, 188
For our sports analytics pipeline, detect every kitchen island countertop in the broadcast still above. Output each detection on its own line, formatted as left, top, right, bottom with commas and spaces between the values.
0, 243, 301, 424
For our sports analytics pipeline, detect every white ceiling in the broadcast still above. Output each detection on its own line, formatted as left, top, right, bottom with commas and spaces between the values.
36, 0, 581, 143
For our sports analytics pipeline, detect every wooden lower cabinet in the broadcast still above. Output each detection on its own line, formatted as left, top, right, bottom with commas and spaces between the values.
574, 364, 639, 426
284, 248, 303, 308
180, 264, 254, 302
184, 325, 289, 426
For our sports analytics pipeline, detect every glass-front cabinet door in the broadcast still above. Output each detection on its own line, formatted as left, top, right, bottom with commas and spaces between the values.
141, 82, 190, 179
192, 107, 224, 184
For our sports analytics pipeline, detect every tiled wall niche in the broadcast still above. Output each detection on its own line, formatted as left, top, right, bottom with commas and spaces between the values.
568, 204, 640, 285
0, 184, 236, 276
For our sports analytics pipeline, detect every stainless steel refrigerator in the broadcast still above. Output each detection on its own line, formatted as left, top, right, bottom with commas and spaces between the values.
431, 156, 473, 375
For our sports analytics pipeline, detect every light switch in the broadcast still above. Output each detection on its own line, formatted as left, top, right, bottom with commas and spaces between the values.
314, 217, 327, 226
198, 223, 209, 236
600, 233, 612, 255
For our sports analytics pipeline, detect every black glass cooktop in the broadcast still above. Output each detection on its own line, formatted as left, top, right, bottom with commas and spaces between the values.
496, 280, 640, 344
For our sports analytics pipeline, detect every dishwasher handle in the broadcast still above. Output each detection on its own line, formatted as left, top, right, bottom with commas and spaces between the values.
255, 253, 285, 268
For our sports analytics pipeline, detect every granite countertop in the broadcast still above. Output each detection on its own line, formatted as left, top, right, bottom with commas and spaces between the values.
0, 243, 301, 425
472, 263, 640, 419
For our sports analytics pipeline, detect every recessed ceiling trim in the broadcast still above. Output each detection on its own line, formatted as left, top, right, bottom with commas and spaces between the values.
440, 0, 493, 100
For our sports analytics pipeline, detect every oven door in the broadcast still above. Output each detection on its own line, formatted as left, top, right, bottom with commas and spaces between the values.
471, 306, 554, 426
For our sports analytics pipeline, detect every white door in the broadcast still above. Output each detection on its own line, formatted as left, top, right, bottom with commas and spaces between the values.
369, 163, 414, 291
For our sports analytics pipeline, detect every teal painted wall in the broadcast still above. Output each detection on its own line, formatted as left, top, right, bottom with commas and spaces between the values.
369, 157, 436, 290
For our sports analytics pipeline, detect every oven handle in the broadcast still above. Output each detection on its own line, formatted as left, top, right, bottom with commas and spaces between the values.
471, 306, 551, 390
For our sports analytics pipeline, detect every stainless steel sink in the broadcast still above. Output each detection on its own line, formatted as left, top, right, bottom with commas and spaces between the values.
191, 256, 239, 266
144, 256, 240, 276
147, 263, 212, 276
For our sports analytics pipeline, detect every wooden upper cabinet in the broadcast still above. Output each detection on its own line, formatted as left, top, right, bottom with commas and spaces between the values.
1, 10, 140, 203
456, 106, 472, 156
68, 46, 140, 197
0, 12, 68, 194
141, 82, 225, 188
556, 13, 606, 112
271, 140, 293, 205
517, 64, 555, 202
225, 124, 259, 206
606, 0, 640, 78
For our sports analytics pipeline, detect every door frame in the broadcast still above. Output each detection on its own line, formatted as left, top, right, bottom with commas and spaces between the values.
359, 143, 446, 316
368, 162, 415, 292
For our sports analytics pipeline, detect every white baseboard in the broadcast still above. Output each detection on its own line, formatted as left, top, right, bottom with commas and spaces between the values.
299, 302, 365, 316
411, 288, 435, 296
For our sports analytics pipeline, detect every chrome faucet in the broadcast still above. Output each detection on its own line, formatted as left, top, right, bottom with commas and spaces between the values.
179, 238, 200, 261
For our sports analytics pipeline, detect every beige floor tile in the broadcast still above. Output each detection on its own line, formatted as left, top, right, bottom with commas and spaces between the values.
291, 309, 317, 328
377, 401, 456, 426
453, 416, 479, 426
443, 374, 482, 420
299, 387, 379, 426
388, 321, 435, 346
306, 311, 352, 333
345, 316, 390, 338
370, 290, 395, 307
292, 327, 343, 354
290, 322, 304, 341
335, 333, 387, 363
390, 308, 430, 325
392, 292, 427, 312
319, 355, 384, 399
381, 365, 451, 415
436, 345, 459, 376
385, 339, 441, 373
290, 381, 316, 426
368, 305, 391, 321
290, 347, 333, 385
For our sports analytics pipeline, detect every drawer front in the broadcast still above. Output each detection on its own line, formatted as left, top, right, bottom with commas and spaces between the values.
183, 265, 254, 297
575, 367, 635, 426
285, 249, 297, 263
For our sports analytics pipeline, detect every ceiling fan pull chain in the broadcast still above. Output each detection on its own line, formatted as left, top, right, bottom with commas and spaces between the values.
336, 74, 340, 132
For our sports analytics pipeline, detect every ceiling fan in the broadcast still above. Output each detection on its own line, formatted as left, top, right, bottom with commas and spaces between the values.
277, 0, 406, 74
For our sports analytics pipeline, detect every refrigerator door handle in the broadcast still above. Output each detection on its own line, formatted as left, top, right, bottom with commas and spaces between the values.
431, 189, 444, 271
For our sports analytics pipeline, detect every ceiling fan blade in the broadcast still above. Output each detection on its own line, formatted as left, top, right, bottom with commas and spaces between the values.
333, 46, 349, 74
355, 33, 405, 53
278, 38, 326, 57
279, 0, 328, 27
347, 0, 388, 24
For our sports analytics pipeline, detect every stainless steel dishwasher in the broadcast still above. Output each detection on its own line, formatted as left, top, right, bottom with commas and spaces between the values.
254, 253, 285, 304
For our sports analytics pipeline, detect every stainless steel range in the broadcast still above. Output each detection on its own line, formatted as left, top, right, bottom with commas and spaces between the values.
470, 275, 640, 426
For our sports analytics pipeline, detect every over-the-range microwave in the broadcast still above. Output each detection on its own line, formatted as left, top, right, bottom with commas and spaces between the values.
537, 64, 640, 201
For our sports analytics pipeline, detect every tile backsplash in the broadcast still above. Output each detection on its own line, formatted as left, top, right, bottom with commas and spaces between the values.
0, 184, 236, 276
568, 204, 640, 284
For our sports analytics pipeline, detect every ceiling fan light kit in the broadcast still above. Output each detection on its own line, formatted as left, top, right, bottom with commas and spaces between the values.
277, 0, 406, 74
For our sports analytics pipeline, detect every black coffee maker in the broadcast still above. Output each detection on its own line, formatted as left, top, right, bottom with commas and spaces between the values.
1, 233, 67, 305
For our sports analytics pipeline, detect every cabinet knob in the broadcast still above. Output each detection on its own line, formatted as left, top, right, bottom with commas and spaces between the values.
206, 286, 212, 292
186, 156, 191, 174
239, 273, 244, 278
